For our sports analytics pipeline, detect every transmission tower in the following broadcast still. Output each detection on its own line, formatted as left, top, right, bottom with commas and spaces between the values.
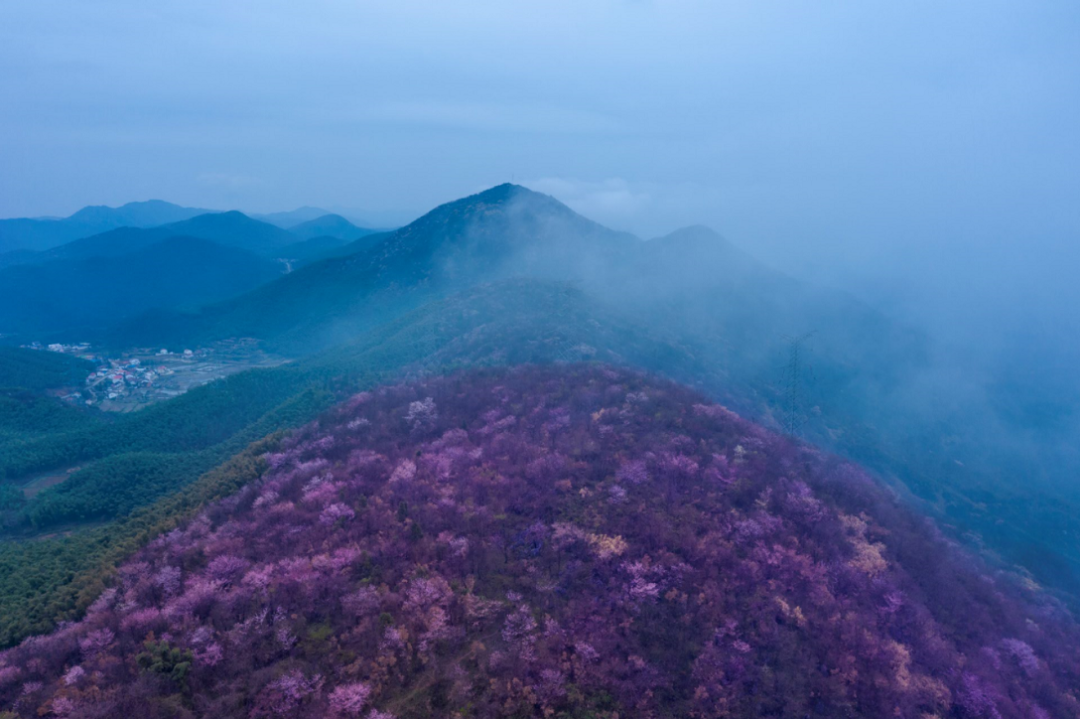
782, 331, 815, 436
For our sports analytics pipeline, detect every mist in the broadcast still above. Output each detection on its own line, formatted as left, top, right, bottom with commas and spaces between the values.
2, 1, 1077, 368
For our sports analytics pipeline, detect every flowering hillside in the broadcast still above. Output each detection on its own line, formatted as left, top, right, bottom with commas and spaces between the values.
2, 365, 1078, 718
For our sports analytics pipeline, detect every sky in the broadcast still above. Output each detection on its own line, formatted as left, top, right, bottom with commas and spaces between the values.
1, 0, 1079, 357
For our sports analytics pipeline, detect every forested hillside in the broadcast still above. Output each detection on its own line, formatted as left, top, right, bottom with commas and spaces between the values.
0, 348, 94, 392
2, 366, 1078, 718
0, 279, 701, 644
0, 237, 283, 338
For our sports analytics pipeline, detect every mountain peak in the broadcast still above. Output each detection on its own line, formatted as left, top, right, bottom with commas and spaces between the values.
62, 200, 211, 231
289, 213, 369, 241
164, 211, 298, 252
374, 184, 635, 263
201, 209, 248, 221
471, 182, 530, 202
66, 199, 184, 222
167, 210, 265, 230
116, 199, 188, 212
418, 183, 595, 228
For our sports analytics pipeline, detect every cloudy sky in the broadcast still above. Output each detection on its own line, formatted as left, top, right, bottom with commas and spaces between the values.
2, 1, 1078, 348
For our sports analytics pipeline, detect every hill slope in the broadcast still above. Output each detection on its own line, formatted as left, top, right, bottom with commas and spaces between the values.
0, 279, 716, 645
106, 184, 639, 350
1, 365, 1077, 718
0, 228, 177, 270
108, 186, 910, 373
161, 212, 299, 255
0, 237, 283, 338
0, 348, 101, 455
0, 347, 94, 392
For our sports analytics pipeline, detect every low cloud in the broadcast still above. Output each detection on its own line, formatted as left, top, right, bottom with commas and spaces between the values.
522, 177, 728, 239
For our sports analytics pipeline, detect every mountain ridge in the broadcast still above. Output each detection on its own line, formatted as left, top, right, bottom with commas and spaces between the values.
0, 201, 212, 254
105, 184, 641, 350
3, 365, 1078, 718
287, 214, 374, 242
162, 211, 298, 254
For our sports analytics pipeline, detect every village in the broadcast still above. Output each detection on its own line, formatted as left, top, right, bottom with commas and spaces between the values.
27, 338, 289, 412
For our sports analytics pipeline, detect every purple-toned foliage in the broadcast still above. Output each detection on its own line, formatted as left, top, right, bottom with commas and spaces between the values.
250, 669, 323, 718
328, 681, 372, 716
2, 365, 1080, 718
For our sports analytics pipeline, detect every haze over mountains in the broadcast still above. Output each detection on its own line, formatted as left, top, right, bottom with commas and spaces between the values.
0, 204, 379, 338
1, 184, 1077, 600
2, 184, 1080, 718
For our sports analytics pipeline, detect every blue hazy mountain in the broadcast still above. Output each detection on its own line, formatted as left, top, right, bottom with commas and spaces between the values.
287, 213, 374, 241
0, 228, 176, 269
252, 206, 336, 228
63, 200, 211, 229
112, 184, 636, 349
161, 211, 298, 254
0, 200, 211, 253
0, 211, 300, 270
0, 237, 282, 338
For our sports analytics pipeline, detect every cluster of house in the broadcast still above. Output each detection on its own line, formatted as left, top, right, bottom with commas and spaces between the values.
84, 356, 178, 404
24, 342, 211, 406
23, 340, 269, 410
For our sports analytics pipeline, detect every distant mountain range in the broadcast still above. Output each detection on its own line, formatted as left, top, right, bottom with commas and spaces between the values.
0, 200, 211, 254
0, 207, 381, 340
0, 211, 378, 269
252, 205, 379, 230
0, 201, 378, 256
251, 205, 336, 228
106, 185, 913, 379
108, 185, 641, 350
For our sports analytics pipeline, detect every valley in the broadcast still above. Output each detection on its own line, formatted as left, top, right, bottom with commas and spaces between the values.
74, 340, 289, 413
